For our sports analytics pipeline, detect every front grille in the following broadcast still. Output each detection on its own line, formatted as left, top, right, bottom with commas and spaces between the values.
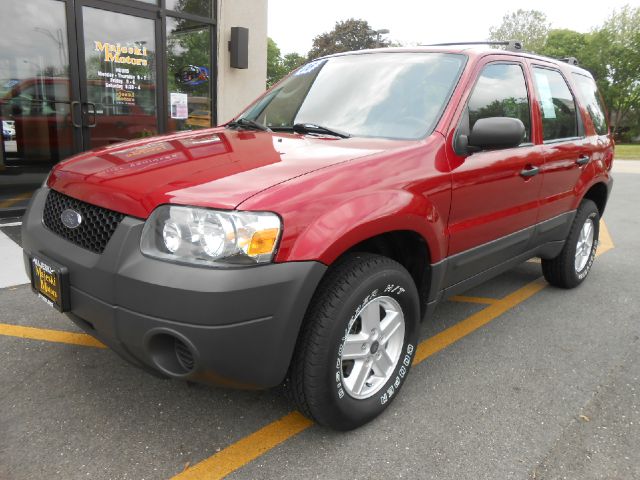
43, 189, 125, 254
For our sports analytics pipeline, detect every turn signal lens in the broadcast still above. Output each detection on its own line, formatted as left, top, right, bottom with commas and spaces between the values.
248, 228, 280, 256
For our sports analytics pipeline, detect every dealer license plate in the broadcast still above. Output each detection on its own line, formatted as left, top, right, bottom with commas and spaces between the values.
30, 255, 70, 312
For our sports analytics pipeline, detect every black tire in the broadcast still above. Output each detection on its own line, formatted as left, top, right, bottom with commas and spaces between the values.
542, 199, 600, 289
288, 253, 420, 430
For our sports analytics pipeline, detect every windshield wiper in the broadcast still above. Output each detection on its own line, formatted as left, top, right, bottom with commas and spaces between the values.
292, 123, 351, 138
226, 117, 272, 132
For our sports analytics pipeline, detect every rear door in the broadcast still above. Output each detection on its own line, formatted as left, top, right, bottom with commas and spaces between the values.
528, 63, 591, 221
444, 56, 544, 286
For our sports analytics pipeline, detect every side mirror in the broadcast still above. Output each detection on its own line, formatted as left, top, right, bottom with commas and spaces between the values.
462, 117, 525, 153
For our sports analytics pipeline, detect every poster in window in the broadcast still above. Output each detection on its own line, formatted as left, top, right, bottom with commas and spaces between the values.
170, 92, 188, 119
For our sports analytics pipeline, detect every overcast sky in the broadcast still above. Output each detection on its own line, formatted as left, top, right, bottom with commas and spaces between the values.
268, 0, 638, 55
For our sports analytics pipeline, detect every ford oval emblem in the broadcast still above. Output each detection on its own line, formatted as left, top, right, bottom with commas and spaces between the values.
61, 209, 82, 229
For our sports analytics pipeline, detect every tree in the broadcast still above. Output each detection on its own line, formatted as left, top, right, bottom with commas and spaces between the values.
540, 29, 589, 60
267, 38, 285, 87
308, 19, 389, 60
266, 38, 308, 88
282, 53, 306, 74
488, 9, 551, 53
588, 5, 640, 136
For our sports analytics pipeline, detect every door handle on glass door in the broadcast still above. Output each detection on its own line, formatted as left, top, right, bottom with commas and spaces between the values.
70, 101, 82, 128
85, 102, 97, 128
577, 155, 590, 166
520, 165, 539, 178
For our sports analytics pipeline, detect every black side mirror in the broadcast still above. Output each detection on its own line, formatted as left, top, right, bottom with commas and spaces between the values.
459, 117, 525, 154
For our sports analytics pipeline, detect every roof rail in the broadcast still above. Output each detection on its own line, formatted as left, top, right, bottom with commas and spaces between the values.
560, 57, 579, 66
423, 40, 524, 52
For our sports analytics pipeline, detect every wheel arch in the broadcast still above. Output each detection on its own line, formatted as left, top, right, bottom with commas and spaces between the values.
342, 230, 432, 318
282, 189, 445, 319
581, 181, 609, 216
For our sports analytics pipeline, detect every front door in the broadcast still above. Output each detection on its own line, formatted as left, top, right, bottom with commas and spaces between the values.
75, 2, 159, 150
444, 58, 545, 287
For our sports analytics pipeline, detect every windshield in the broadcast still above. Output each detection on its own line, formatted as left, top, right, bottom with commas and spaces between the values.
240, 52, 466, 140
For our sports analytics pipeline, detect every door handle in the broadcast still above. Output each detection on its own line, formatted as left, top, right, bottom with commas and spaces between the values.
85, 102, 97, 128
70, 101, 82, 128
576, 155, 590, 166
520, 165, 540, 178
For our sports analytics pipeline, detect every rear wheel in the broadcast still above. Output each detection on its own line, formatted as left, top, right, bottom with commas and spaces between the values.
542, 199, 600, 288
288, 253, 420, 430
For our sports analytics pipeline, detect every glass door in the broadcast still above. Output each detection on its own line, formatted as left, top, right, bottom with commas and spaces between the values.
76, 2, 159, 149
0, 0, 80, 169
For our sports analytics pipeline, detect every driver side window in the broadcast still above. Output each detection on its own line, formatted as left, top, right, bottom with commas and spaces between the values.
467, 63, 532, 144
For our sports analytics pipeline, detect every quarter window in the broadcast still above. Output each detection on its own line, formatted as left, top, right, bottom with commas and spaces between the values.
467, 63, 531, 144
572, 73, 608, 135
532, 68, 578, 141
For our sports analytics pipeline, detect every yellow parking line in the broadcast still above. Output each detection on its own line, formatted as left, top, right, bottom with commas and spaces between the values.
0, 323, 105, 348
172, 412, 313, 480
413, 277, 546, 364
598, 219, 613, 255
0, 191, 33, 209
449, 295, 498, 305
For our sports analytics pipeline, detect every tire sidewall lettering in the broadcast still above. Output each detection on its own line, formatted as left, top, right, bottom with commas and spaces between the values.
333, 280, 416, 405
576, 212, 599, 281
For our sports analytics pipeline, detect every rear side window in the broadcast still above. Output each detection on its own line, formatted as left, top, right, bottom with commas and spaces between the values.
468, 63, 531, 143
572, 73, 609, 135
532, 67, 578, 141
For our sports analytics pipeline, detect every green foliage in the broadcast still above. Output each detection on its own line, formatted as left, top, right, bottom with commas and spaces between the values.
588, 5, 640, 135
282, 53, 307, 74
308, 19, 389, 60
267, 38, 284, 87
540, 29, 589, 60
488, 9, 550, 53
267, 38, 307, 88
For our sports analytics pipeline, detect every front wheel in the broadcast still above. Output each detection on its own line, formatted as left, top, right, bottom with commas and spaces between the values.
542, 199, 600, 288
288, 253, 420, 430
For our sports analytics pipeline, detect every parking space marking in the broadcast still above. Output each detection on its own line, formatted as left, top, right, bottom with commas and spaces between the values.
0, 229, 29, 288
0, 191, 33, 209
172, 412, 313, 480
599, 219, 613, 253
449, 295, 498, 305
0, 323, 106, 349
413, 277, 546, 364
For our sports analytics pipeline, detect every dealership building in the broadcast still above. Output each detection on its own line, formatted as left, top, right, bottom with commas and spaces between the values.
0, 0, 267, 214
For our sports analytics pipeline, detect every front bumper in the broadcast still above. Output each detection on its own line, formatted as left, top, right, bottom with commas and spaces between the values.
22, 188, 326, 388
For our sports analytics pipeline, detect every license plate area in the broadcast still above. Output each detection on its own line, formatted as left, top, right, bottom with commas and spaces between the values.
30, 255, 70, 312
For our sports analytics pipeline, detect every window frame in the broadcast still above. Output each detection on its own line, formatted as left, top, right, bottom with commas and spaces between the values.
454, 60, 534, 155
530, 64, 584, 144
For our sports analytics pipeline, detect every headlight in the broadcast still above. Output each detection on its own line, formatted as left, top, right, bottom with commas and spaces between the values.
140, 205, 282, 266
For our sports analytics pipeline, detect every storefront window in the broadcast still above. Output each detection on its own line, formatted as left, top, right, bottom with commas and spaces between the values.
166, 0, 212, 18
0, 0, 72, 168
166, 18, 212, 131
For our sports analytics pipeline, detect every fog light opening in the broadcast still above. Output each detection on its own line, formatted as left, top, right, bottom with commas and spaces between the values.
147, 333, 196, 376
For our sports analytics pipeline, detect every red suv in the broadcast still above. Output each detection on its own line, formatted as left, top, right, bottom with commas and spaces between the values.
22, 46, 613, 430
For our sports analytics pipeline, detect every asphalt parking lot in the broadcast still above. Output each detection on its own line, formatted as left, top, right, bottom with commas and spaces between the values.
1, 162, 639, 480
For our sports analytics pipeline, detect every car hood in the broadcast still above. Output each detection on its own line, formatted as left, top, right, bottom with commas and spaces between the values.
48, 128, 409, 218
